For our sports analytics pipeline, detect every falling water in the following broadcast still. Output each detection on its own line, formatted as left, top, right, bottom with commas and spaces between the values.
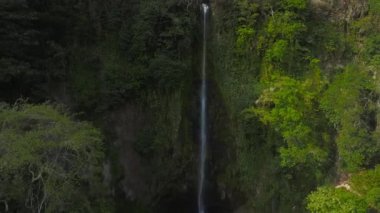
198, 3, 209, 213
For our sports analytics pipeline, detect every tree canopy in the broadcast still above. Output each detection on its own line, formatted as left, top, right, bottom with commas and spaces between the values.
0, 103, 107, 212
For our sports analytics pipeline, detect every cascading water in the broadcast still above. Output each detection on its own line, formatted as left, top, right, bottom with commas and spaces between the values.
198, 3, 209, 213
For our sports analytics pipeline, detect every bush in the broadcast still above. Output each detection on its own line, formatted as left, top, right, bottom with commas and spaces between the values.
307, 187, 367, 213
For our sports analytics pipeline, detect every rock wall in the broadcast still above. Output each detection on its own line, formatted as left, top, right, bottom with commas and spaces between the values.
310, 0, 369, 21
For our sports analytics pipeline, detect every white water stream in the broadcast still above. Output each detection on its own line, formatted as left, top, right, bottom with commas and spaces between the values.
198, 3, 209, 213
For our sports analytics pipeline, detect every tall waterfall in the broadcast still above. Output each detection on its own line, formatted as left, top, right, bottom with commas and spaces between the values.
198, 3, 209, 213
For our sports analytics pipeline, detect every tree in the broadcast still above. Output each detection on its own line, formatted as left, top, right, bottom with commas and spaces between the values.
259, 9, 307, 78
282, 0, 307, 10
307, 187, 367, 213
246, 62, 328, 168
321, 65, 377, 171
307, 166, 380, 212
0, 103, 107, 212
351, 166, 380, 210
235, 0, 259, 53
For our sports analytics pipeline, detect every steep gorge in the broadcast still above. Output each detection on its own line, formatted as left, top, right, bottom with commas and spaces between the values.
0, 0, 379, 212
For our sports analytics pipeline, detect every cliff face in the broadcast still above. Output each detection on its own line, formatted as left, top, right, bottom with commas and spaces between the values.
209, 0, 379, 212
310, 0, 368, 21
1, 0, 378, 212
0, 0, 201, 211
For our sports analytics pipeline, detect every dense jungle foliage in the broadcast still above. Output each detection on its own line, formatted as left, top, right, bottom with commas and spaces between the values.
0, 0, 379, 212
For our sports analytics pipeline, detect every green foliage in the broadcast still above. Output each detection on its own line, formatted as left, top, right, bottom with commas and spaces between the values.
308, 167, 380, 212
366, 188, 380, 210
351, 166, 380, 210
148, 54, 187, 90
235, 0, 259, 52
364, 35, 380, 58
236, 0, 259, 25
0, 103, 107, 212
79, 0, 193, 109
132, 92, 193, 206
321, 66, 377, 171
320, 66, 372, 125
282, 0, 307, 10
124, 0, 193, 62
351, 15, 380, 43
265, 12, 306, 41
279, 144, 327, 168
69, 48, 102, 109
253, 75, 314, 139
99, 38, 148, 104
0, 0, 95, 101
309, 21, 347, 58
248, 65, 327, 168
307, 187, 367, 213
369, 0, 380, 14
217, 0, 380, 212
2, 0, 379, 212
236, 27, 255, 52
258, 10, 307, 77
265, 39, 289, 62
212, 0, 380, 211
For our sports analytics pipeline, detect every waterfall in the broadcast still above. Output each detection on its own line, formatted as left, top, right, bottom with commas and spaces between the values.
198, 3, 209, 213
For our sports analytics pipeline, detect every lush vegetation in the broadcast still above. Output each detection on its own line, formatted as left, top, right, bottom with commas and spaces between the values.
0, 103, 108, 212
0, 0, 379, 212
213, 0, 380, 211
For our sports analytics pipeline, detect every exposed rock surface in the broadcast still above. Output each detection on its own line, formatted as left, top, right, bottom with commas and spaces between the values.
310, 0, 369, 21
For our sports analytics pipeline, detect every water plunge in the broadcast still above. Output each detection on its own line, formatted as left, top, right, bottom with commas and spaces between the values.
198, 3, 209, 213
